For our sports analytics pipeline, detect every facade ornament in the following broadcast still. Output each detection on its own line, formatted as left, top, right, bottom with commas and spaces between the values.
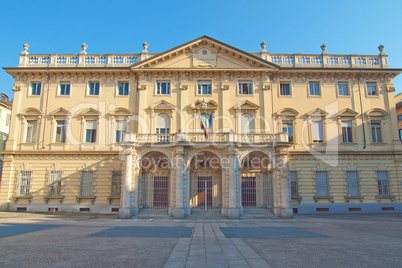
387, 86, 395, 92
142, 42, 149, 52
378, 44, 384, 53
260, 41, 267, 52
138, 83, 147, 90
81, 43, 88, 54
220, 83, 229, 90
23, 43, 29, 51
179, 83, 188, 90
201, 98, 208, 108
262, 83, 271, 91
320, 43, 327, 52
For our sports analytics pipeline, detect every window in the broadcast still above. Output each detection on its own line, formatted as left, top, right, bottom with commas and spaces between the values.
282, 120, 293, 142
118, 82, 129, 96
198, 81, 211, 95
116, 121, 126, 142
85, 120, 97, 143
156, 114, 170, 134
5, 114, 10, 127
312, 120, 323, 143
238, 81, 252, 95
1, 96, 5, 101
309, 82, 320, 96
290, 171, 298, 197
157, 82, 170, 95
55, 120, 66, 143
26, 120, 37, 143
280, 83, 291, 96
111, 171, 122, 196
377, 171, 390, 196
338, 82, 349, 96
371, 120, 382, 143
48, 170, 62, 196
398, 115, 402, 120
31, 82, 41, 95
399, 129, 402, 141
89, 82, 100, 95
80, 170, 93, 197
18, 171, 32, 196
316, 171, 329, 196
60, 83, 71, 95
366, 82, 377, 96
341, 121, 353, 143
346, 171, 359, 196
240, 113, 254, 133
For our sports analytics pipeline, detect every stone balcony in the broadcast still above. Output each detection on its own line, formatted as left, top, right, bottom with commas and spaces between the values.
123, 132, 289, 147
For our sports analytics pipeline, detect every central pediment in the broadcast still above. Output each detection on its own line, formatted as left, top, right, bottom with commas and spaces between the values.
131, 36, 279, 70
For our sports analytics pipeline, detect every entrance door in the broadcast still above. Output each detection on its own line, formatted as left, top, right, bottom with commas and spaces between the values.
241, 175, 256, 207
190, 171, 221, 210
139, 170, 170, 209
241, 172, 272, 209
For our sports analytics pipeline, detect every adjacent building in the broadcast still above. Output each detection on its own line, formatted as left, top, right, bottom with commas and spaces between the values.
0, 36, 401, 218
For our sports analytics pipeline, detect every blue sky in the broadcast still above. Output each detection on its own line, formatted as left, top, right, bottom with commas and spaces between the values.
1, 0, 402, 98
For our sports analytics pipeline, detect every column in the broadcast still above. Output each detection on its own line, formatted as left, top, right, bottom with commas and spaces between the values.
227, 146, 239, 218
119, 147, 133, 218
277, 147, 293, 218
173, 146, 185, 218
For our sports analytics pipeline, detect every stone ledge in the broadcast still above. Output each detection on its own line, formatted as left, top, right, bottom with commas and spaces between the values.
313, 196, 334, 203
75, 196, 96, 204
344, 196, 364, 203
375, 195, 396, 202
44, 195, 65, 204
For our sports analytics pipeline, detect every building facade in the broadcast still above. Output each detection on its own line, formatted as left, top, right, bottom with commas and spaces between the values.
1, 36, 401, 218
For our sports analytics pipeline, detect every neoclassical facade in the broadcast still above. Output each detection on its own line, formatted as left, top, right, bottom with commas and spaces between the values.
1, 36, 401, 218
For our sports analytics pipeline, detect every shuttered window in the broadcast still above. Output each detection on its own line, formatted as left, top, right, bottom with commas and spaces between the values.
346, 171, 359, 196
316, 171, 328, 196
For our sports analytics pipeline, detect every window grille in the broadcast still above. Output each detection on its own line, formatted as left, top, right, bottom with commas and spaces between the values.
48, 170, 62, 196
80, 170, 93, 196
377, 171, 390, 196
346, 171, 359, 196
111, 171, 122, 196
316, 171, 329, 196
17, 171, 32, 196
290, 171, 298, 196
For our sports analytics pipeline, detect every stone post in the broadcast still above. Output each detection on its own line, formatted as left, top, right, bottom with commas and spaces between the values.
119, 147, 133, 218
227, 146, 239, 218
277, 147, 293, 218
173, 146, 185, 218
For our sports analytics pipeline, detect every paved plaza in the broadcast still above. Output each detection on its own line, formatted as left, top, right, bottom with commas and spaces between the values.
0, 212, 401, 267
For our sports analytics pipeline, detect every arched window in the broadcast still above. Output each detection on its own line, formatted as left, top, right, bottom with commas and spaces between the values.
240, 113, 254, 133
156, 114, 170, 134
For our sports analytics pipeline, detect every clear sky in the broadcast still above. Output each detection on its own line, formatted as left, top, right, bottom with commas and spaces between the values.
1, 0, 402, 98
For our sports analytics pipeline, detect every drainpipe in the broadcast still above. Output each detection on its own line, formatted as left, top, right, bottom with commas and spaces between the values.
42, 70, 51, 149
357, 71, 366, 149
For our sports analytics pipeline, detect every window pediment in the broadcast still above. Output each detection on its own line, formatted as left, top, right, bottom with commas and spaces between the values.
276, 108, 299, 118
20, 108, 42, 118
337, 108, 358, 118
306, 108, 328, 118
50, 107, 71, 118
191, 99, 218, 111
79, 108, 101, 118
233, 100, 259, 112
150, 100, 175, 111
110, 108, 132, 117
365, 108, 387, 119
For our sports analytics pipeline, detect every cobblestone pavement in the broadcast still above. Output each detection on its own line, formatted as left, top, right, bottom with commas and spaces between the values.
0, 212, 401, 267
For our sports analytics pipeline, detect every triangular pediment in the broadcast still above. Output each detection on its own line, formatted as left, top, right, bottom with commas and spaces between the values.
79, 108, 101, 117
191, 99, 218, 111
233, 100, 260, 111
306, 108, 328, 117
50, 107, 71, 117
131, 36, 279, 70
337, 108, 358, 118
150, 100, 175, 110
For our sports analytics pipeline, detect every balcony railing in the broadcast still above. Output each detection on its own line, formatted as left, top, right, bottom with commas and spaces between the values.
124, 132, 289, 145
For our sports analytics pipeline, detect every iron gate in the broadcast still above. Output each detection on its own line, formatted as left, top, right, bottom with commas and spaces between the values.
139, 170, 170, 209
241, 171, 272, 209
190, 170, 221, 210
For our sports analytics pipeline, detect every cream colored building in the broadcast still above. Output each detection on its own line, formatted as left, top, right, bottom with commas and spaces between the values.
1, 36, 401, 218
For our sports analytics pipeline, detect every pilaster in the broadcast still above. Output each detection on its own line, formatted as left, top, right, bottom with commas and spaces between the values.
227, 146, 240, 218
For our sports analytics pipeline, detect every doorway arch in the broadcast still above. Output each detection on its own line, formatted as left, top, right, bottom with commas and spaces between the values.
189, 151, 222, 211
